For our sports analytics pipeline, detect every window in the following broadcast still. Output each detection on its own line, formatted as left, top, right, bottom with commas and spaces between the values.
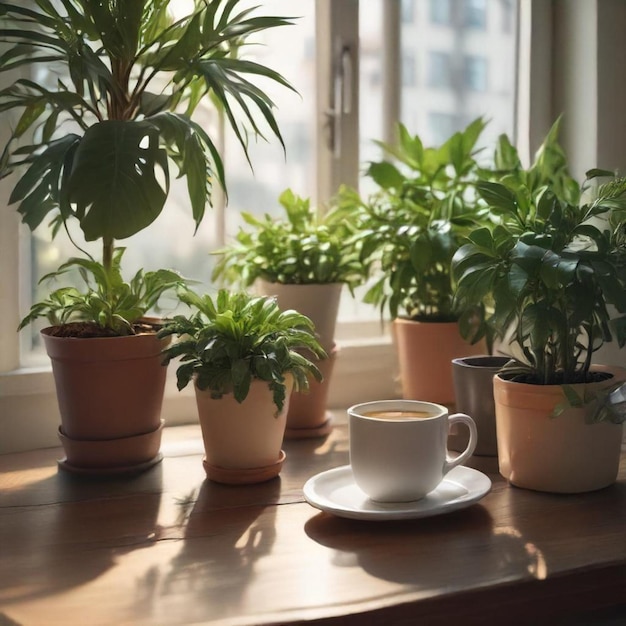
464, 55, 488, 91
428, 51, 454, 88
500, 0, 515, 33
402, 0, 516, 148
428, 112, 460, 145
401, 0, 415, 24
464, 0, 487, 29
430, 0, 452, 26
402, 53, 417, 87
1, 0, 525, 453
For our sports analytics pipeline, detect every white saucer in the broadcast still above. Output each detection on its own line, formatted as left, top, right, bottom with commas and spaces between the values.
303, 465, 491, 521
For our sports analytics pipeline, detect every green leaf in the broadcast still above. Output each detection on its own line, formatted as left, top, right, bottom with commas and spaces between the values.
365, 161, 405, 190
67, 120, 169, 241
477, 181, 518, 213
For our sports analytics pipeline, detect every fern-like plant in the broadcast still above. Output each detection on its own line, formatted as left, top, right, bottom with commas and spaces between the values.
159, 289, 326, 412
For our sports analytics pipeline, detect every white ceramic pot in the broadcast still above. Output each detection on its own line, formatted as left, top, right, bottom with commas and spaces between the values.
257, 280, 342, 353
194, 377, 293, 484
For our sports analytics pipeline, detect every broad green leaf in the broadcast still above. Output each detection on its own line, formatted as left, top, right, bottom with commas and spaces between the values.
67, 120, 169, 241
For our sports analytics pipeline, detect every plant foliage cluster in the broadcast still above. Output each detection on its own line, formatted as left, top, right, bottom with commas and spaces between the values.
159, 289, 326, 411
452, 120, 626, 385
18, 248, 187, 335
212, 188, 365, 289
335, 118, 489, 328
1, 0, 295, 333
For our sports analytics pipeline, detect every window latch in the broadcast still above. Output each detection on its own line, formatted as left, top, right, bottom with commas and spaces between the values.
325, 45, 353, 159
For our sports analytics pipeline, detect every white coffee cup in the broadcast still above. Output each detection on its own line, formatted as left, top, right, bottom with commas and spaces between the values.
348, 400, 478, 502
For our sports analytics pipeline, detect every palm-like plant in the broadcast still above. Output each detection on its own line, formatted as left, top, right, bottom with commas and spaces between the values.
0, 0, 294, 279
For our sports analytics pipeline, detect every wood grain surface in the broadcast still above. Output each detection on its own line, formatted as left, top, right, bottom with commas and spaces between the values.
1, 418, 625, 626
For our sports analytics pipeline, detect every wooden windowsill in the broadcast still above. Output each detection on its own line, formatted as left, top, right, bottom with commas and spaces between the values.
1, 418, 625, 625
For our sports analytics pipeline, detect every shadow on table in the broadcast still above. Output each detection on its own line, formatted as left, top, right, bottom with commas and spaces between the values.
304, 504, 543, 588
132, 478, 280, 622
0, 464, 164, 606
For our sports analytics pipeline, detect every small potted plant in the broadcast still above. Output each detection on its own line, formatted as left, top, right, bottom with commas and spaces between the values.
1, 1, 295, 472
159, 289, 326, 484
452, 121, 626, 493
212, 188, 364, 437
336, 119, 490, 405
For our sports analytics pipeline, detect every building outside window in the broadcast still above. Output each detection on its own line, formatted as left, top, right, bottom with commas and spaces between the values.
427, 50, 454, 89
401, 0, 415, 24
428, 111, 460, 145
429, 0, 452, 26
402, 52, 417, 87
464, 55, 488, 91
464, 0, 487, 29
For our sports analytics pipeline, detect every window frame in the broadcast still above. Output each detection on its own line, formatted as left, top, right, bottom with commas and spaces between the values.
8, 0, 623, 455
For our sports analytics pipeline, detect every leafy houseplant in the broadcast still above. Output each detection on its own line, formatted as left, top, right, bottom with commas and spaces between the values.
0, 0, 295, 472
335, 119, 491, 404
1, 0, 294, 333
452, 121, 626, 492
159, 289, 325, 483
212, 188, 364, 290
212, 188, 364, 436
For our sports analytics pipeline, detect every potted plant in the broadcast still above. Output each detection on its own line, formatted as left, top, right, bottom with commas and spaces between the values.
1, 0, 295, 472
159, 288, 325, 484
335, 119, 490, 405
212, 188, 364, 437
452, 122, 626, 493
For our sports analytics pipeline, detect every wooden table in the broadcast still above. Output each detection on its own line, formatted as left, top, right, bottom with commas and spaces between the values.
1, 416, 625, 626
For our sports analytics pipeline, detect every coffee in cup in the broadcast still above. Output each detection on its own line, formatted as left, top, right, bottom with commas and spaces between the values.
348, 400, 477, 502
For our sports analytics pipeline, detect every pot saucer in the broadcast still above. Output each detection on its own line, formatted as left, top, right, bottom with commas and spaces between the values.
203, 450, 286, 484
284, 413, 333, 439
57, 453, 163, 476
303, 465, 491, 521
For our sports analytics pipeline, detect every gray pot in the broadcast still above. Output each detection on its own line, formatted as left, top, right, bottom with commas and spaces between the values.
450, 355, 510, 457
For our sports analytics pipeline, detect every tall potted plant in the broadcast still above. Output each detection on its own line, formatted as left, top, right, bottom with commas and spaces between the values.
452, 123, 626, 493
336, 119, 490, 405
1, 0, 295, 472
212, 188, 364, 437
159, 289, 325, 483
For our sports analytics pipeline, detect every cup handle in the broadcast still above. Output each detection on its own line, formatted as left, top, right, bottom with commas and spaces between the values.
443, 413, 477, 474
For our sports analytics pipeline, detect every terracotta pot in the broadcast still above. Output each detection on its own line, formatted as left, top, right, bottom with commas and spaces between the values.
393, 319, 486, 406
493, 366, 625, 493
284, 346, 338, 439
194, 377, 293, 484
257, 280, 342, 353
42, 327, 169, 471
41, 328, 167, 472
450, 355, 510, 456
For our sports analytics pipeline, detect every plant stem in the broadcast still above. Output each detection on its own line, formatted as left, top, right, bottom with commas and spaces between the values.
103, 237, 114, 273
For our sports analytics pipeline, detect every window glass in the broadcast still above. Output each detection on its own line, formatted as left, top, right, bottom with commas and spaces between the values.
430, 0, 452, 25
464, 55, 488, 91
401, 0, 415, 24
428, 51, 454, 88
401, 0, 517, 148
464, 0, 488, 29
